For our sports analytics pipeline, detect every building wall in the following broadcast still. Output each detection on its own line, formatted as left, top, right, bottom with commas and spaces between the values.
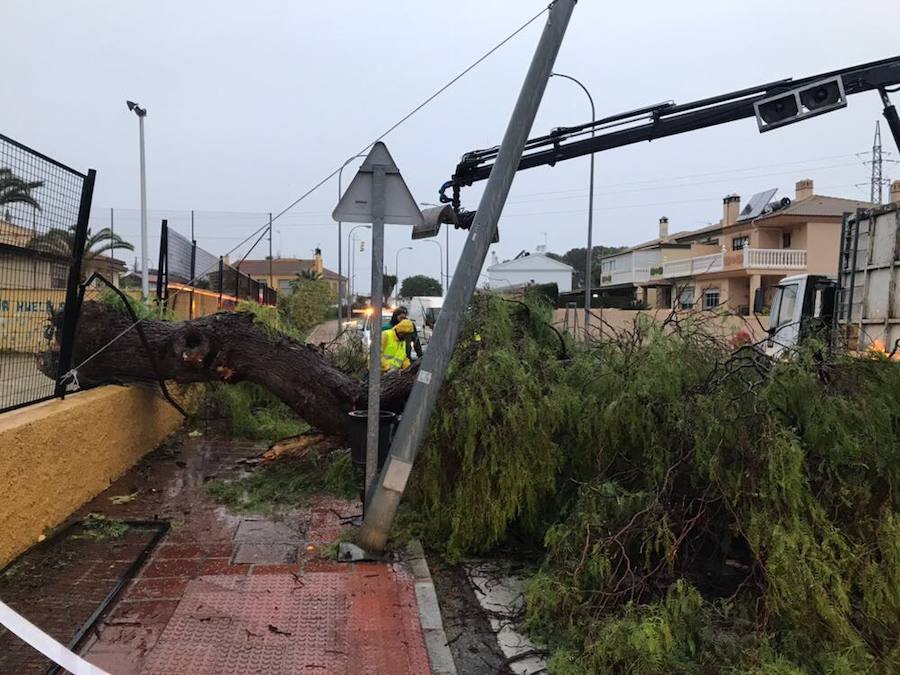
0, 384, 197, 568
805, 220, 841, 274
0, 254, 59, 290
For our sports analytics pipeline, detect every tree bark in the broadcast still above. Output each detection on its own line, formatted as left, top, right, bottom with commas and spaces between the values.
41, 302, 417, 437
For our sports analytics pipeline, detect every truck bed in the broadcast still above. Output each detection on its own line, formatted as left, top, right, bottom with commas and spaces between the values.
839, 202, 900, 352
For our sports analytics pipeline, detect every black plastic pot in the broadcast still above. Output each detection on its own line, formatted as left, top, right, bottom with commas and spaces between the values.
345, 410, 397, 470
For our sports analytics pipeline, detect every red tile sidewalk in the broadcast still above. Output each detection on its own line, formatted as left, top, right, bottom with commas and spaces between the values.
65, 436, 434, 674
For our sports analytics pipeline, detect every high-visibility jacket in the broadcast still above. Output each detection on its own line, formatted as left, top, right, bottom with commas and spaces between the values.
381, 328, 411, 372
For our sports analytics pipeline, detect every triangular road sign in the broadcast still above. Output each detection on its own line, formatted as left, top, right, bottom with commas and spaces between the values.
332, 142, 423, 226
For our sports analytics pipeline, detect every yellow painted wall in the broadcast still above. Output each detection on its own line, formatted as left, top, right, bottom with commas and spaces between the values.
0, 289, 106, 352
0, 384, 196, 568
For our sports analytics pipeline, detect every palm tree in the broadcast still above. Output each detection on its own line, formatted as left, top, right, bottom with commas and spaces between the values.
0, 168, 43, 210
296, 267, 323, 281
30, 225, 134, 260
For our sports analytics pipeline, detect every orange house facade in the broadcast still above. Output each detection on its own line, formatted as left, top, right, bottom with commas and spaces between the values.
658, 180, 875, 314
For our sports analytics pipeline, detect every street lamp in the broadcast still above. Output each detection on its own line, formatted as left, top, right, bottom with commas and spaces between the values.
420, 201, 451, 290
395, 246, 413, 302
126, 100, 149, 302
337, 154, 367, 328
420, 239, 444, 292
550, 73, 595, 338
347, 224, 371, 321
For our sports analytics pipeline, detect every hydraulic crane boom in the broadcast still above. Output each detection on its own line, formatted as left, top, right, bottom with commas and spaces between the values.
439, 55, 900, 213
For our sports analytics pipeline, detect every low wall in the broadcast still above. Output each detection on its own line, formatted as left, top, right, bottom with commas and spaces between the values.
0, 384, 197, 568
553, 308, 769, 343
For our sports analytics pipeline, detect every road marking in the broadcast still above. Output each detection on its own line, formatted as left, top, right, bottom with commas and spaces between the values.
0, 600, 109, 675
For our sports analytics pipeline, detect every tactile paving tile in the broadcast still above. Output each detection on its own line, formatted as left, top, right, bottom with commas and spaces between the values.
140, 573, 353, 674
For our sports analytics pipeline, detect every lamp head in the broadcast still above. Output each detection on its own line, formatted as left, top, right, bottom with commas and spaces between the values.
126, 100, 147, 117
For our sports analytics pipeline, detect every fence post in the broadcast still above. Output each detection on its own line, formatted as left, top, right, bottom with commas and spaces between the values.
55, 169, 96, 398
189, 239, 197, 319
156, 220, 167, 304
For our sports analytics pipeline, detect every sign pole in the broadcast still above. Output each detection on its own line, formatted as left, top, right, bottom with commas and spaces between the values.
358, 0, 578, 552
365, 166, 386, 502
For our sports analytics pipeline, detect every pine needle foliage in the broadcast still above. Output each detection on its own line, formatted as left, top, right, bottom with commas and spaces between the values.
405, 293, 900, 673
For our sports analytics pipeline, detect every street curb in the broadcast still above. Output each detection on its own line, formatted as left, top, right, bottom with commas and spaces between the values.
405, 540, 457, 675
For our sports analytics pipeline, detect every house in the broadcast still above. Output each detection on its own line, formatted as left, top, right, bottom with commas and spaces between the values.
239, 248, 346, 297
486, 247, 574, 292
83, 255, 128, 287
662, 179, 876, 314
1, 219, 128, 289
598, 179, 880, 314
595, 217, 711, 308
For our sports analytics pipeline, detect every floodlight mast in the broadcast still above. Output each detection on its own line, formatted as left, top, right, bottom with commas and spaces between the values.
440, 55, 900, 208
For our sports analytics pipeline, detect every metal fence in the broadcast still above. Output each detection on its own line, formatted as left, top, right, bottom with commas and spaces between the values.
0, 133, 95, 413
155, 220, 276, 318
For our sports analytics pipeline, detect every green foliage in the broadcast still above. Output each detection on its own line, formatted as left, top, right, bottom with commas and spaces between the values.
279, 278, 335, 334
547, 244, 627, 288
203, 382, 308, 442
0, 167, 43, 209
97, 288, 175, 321
30, 225, 134, 259
323, 330, 368, 378
400, 274, 442, 298
75, 515, 129, 541
207, 450, 357, 515
406, 294, 900, 673
235, 300, 302, 341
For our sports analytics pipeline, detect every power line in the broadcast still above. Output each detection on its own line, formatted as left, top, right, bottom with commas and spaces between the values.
473, 160, 861, 208
503, 152, 862, 199
63, 3, 551, 380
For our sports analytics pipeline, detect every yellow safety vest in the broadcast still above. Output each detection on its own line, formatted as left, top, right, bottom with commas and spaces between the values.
381, 328, 410, 372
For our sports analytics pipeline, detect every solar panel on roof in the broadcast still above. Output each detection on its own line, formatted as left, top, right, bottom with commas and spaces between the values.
738, 188, 778, 221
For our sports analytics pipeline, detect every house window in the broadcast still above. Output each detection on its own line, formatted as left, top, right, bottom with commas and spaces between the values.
703, 288, 720, 311
51, 263, 68, 289
732, 236, 749, 251
677, 287, 694, 310
782, 232, 792, 248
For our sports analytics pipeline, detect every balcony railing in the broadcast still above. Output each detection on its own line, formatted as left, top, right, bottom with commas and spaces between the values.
663, 248, 807, 278
663, 252, 723, 278
743, 247, 806, 269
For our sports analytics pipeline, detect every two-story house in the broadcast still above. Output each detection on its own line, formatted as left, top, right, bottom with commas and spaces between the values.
662, 179, 875, 314
598, 179, 877, 314
240, 248, 346, 298
596, 217, 719, 308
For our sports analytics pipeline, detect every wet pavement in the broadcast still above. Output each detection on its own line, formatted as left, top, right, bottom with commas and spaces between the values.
12, 429, 435, 674
0, 521, 163, 674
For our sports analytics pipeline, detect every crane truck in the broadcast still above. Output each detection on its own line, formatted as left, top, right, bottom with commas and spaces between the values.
761, 202, 900, 358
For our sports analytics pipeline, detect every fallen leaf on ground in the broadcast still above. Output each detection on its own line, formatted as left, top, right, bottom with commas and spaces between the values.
110, 492, 139, 505
187, 430, 203, 437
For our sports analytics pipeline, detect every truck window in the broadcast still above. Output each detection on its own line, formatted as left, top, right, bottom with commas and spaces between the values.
773, 283, 799, 329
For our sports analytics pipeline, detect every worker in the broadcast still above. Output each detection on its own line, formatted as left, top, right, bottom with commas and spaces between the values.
381, 319, 415, 372
383, 306, 423, 360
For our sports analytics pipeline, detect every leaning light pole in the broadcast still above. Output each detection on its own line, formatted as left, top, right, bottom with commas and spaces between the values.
551, 72, 595, 337
126, 100, 149, 301
358, 0, 578, 551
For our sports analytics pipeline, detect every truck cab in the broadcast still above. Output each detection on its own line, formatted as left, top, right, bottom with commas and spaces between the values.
758, 274, 837, 358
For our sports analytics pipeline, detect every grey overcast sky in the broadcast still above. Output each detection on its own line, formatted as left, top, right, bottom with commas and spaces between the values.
4, 1, 897, 293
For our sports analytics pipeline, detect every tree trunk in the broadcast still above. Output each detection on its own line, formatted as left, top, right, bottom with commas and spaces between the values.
41, 302, 417, 437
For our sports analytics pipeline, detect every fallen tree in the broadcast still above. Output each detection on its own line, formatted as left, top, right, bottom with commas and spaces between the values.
40, 300, 417, 437
402, 295, 900, 673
